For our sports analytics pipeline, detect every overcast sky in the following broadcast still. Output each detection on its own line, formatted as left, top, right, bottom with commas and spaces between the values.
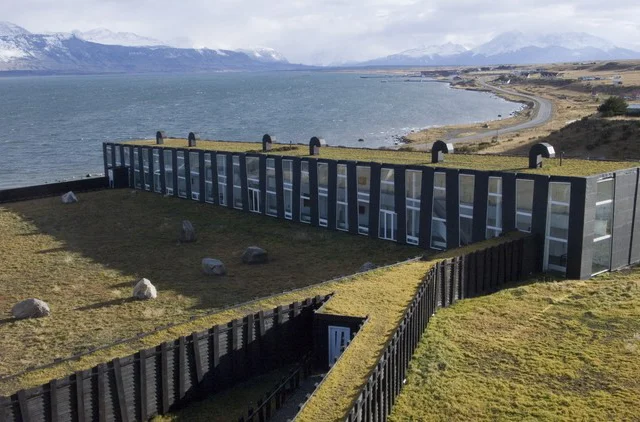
3, 0, 640, 64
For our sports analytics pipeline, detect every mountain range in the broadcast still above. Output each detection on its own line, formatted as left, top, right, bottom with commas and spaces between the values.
0, 22, 297, 74
2, 22, 640, 74
361, 31, 640, 66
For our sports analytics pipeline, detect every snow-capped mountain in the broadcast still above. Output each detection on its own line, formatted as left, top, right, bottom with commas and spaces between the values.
238, 47, 288, 63
360, 31, 640, 66
73, 28, 166, 47
0, 21, 30, 37
400, 42, 468, 58
472, 31, 616, 56
0, 22, 300, 73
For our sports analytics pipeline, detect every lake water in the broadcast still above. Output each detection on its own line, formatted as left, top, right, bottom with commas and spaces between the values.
0, 72, 520, 188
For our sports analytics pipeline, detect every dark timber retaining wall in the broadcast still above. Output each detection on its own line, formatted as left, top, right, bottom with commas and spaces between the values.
0, 177, 109, 204
0, 296, 330, 422
343, 235, 538, 422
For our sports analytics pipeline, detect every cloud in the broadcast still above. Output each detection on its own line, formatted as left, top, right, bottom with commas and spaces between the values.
2, 0, 640, 64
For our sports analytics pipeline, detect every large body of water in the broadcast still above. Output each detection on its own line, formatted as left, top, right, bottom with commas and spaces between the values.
0, 72, 520, 189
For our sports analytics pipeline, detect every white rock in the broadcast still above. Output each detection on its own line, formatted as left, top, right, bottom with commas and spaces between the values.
132, 278, 157, 300
12, 298, 50, 319
61, 191, 78, 204
179, 220, 197, 243
202, 258, 226, 276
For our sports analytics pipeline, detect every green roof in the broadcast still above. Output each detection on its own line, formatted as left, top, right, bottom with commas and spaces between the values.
122, 139, 638, 177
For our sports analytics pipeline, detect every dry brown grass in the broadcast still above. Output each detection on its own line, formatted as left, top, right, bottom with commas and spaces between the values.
0, 189, 418, 393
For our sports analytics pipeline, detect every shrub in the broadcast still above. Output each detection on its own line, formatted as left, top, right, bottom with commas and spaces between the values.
598, 96, 628, 117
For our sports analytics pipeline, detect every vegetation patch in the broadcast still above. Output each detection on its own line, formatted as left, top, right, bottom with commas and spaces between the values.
0, 189, 417, 394
389, 269, 640, 421
126, 139, 639, 177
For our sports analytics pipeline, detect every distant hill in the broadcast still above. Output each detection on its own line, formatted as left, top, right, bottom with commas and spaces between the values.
0, 22, 300, 74
361, 31, 640, 67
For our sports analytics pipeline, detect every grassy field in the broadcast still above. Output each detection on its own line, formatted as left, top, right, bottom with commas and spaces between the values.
126, 139, 638, 177
0, 189, 418, 391
389, 269, 640, 421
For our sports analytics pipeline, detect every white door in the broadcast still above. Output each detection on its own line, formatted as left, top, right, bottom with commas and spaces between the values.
328, 326, 351, 366
249, 188, 260, 213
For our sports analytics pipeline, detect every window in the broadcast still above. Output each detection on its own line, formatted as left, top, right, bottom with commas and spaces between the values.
459, 174, 475, 246
233, 155, 242, 209
486, 176, 502, 238
133, 148, 142, 189
406, 170, 422, 245
246, 156, 260, 213
545, 182, 571, 273
142, 149, 151, 191
300, 161, 311, 223
431, 172, 447, 249
163, 150, 173, 195
153, 149, 162, 193
177, 151, 187, 198
266, 158, 277, 216
190, 152, 200, 200
124, 148, 131, 186
336, 164, 348, 231
217, 154, 227, 205
105, 145, 113, 168
357, 166, 371, 235
114, 146, 121, 167
592, 178, 614, 275
283, 160, 293, 219
318, 163, 329, 226
379, 168, 397, 240
516, 179, 534, 232
204, 154, 214, 203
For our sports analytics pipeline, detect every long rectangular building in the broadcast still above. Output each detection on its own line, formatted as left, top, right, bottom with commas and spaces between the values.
104, 138, 640, 280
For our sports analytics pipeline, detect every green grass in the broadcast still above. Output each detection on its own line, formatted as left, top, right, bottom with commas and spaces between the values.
152, 365, 294, 422
0, 189, 417, 394
389, 269, 640, 421
126, 138, 639, 177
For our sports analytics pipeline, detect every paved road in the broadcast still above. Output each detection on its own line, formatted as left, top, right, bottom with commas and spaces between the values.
412, 79, 554, 149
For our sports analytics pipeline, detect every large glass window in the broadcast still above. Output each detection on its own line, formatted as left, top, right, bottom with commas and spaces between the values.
357, 166, 371, 235
266, 158, 277, 216
379, 168, 397, 240
246, 157, 260, 213
142, 149, 151, 191
545, 182, 571, 273
336, 164, 348, 231
486, 176, 502, 238
124, 147, 131, 186
105, 145, 113, 168
217, 154, 227, 205
153, 149, 162, 193
114, 146, 121, 167
431, 172, 447, 249
133, 148, 142, 189
232, 156, 242, 209
318, 163, 329, 226
177, 151, 187, 198
283, 160, 293, 219
300, 161, 311, 223
592, 178, 614, 275
204, 154, 214, 203
190, 152, 200, 200
516, 179, 534, 232
163, 150, 173, 195
459, 174, 475, 246
406, 170, 422, 245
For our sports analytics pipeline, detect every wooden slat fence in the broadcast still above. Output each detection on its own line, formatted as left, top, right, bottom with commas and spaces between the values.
0, 295, 331, 422
344, 235, 538, 422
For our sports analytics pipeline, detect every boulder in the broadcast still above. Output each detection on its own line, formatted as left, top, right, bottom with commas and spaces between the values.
132, 278, 157, 300
61, 191, 78, 204
179, 220, 197, 243
12, 298, 50, 319
359, 262, 377, 272
202, 258, 226, 276
241, 246, 268, 264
